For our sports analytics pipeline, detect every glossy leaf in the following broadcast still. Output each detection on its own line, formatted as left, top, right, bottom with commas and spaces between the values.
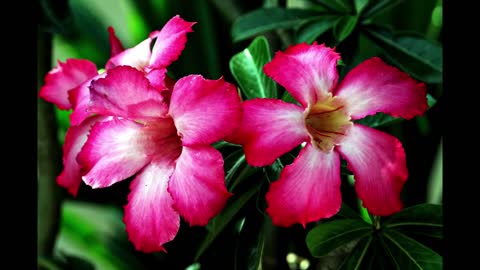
361, 0, 403, 19
306, 219, 372, 257
314, 0, 353, 13
384, 204, 443, 239
382, 229, 443, 270
363, 27, 443, 84
195, 185, 260, 261
333, 15, 359, 43
337, 203, 362, 219
295, 15, 339, 43
234, 211, 267, 270
337, 235, 373, 270
281, 90, 299, 104
354, 0, 370, 14
230, 36, 277, 99
232, 8, 319, 42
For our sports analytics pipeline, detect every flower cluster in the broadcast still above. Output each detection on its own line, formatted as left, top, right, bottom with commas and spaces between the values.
39, 15, 427, 252
39, 15, 242, 252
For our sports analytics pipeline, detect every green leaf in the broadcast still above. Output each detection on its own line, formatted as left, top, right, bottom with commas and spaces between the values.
337, 203, 362, 219
333, 15, 359, 43
361, 0, 403, 19
234, 212, 267, 270
354, 0, 370, 14
232, 8, 320, 42
295, 15, 339, 43
363, 27, 443, 84
382, 229, 443, 270
213, 140, 241, 149
195, 185, 260, 261
383, 204, 443, 239
230, 36, 277, 99
306, 219, 372, 257
281, 90, 299, 104
314, 0, 353, 13
355, 94, 437, 128
337, 235, 373, 270
56, 201, 147, 270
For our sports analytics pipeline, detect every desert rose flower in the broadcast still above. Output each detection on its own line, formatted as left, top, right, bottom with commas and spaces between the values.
77, 66, 243, 252
228, 42, 427, 227
38, 15, 194, 196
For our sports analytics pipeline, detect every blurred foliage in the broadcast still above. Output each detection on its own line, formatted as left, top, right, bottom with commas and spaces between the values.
38, 0, 442, 269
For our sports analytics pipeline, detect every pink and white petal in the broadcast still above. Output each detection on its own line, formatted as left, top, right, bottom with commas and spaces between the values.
39, 59, 98, 110
226, 99, 309, 167
89, 66, 167, 120
334, 57, 428, 120
169, 75, 243, 145
146, 68, 168, 91
108, 26, 125, 57
168, 145, 232, 226
266, 142, 342, 227
78, 118, 151, 188
68, 72, 107, 126
124, 161, 180, 253
148, 15, 195, 70
336, 124, 408, 216
57, 116, 107, 196
264, 43, 340, 108
105, 37, 152, 70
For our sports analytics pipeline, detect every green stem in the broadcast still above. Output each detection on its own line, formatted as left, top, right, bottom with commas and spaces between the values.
37, 25, 64, 258
373, 216, 381, 230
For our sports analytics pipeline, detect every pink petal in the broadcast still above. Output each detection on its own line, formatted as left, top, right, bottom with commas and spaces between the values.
168, 145, 232, 226
264, 43, 340, 108
169, 75, 242, 145
124, 162, 180, 253
39, 59, 98, 110
57, 116, 106, 196
148, 15, 195, 70
145, 68, 168, 90
105, 37, 152, 70
265, 142, 342, 227
108, 26, 125, 57
78, 118, 152, 189
334, 57, 428, 120
68, 72, 107, 126
89, 66, 168, 120
226, 99, 309, 167
336, 124, 407, 216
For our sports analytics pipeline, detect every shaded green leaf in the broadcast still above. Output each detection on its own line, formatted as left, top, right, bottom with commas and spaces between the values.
295, 15, 339, 43
234, 212, 267, 270
230, 36, 277, 99
382, 229, 443, 270
232, 8, 320, 42
314, 0, 353, 13
306, 219, 372, 257
354, 0, 370, 14
333, 15, 359, 43
56, 201, 146, 270
337, 203, 362, 219
363, 27, 443, 84
337, 235, 373, 270
384, 204, 442, 239
361, 0, 403, 19
195, 185, 260, 261
213, 140, 241, 149
281, 90, 299, 104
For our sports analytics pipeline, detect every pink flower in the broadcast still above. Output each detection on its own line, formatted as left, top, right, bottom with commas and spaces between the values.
77, 66, 243, 252
228, 43, 428, 227
38, 15, 195, 196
